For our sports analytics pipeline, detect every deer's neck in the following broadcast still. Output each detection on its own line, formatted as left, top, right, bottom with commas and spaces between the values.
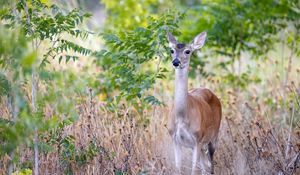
174, 67, 189, 120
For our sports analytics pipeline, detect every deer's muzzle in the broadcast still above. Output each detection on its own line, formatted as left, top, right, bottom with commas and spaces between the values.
172, 59, 181, 67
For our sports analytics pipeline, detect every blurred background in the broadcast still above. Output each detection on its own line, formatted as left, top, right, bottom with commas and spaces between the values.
0, 0, 299, 174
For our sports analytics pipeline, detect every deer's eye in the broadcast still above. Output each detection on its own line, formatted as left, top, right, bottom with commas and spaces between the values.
185, 50, 191, 55
170, 49, 175, 54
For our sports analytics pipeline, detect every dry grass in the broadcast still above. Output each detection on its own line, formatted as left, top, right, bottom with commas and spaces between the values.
1, 75, 300, 175
3, 95, 298, 175
1, 55, 300, 175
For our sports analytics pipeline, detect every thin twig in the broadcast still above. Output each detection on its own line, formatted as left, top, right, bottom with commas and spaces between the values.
265, 112, 284, 157
285, 101, 295, 158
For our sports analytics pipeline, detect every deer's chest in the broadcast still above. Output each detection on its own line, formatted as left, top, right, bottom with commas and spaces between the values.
173, 124, 196, 148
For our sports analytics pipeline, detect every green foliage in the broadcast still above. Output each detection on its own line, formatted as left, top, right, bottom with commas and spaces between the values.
59, 135, 100, 174
0, 73, 10, 98
279, 0, 300, 57
101, 0, 173, 30
0, 106, 36, 156
0, 0, 92, 171
0, 26, 28, 71
96, 11, 184, 111
144, 95, 163, 106
180, 0, 287, 56
222, 72, 261, 90
178, 0, 299, 89
1, 0, 92, 66
12, 168, 32, 175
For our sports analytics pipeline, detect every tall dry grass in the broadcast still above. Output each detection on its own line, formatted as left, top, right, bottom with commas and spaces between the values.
1, 59, 300, 174
2, 88, 299, 175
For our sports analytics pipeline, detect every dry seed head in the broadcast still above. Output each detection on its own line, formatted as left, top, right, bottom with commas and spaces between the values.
296, 143, 300, 151
124, 151, 129, 156
291, 81, 295, 85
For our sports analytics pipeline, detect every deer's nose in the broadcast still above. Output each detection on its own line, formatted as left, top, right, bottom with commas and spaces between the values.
172, 59, 181, 67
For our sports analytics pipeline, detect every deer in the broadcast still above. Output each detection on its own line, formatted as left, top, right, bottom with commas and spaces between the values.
167, 31, 222, 175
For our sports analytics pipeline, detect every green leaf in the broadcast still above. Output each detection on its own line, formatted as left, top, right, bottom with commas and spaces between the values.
0, 73, 10, 97
143, 95, 163, 106
21, 52, 37, 68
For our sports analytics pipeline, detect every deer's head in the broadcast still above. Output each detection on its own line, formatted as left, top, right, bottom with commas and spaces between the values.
167, 32, 207, 69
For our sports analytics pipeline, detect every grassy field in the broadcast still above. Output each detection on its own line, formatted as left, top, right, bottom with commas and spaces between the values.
1, 54, 299, 174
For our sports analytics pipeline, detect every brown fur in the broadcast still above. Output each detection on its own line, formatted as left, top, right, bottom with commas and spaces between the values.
168, 88, 222, 146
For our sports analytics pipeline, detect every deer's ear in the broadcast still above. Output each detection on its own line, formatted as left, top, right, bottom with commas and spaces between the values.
167, 32, 177, 48
191, 32, 207, 50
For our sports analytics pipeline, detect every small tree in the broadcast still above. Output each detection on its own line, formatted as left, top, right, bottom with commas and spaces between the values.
179, 0, 293, 89
0, 0, 91, 174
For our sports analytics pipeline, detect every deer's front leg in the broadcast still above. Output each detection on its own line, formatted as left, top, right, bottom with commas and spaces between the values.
174, 143, 182, 174
199, 146, 211, 175
191, 145, 199, 175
